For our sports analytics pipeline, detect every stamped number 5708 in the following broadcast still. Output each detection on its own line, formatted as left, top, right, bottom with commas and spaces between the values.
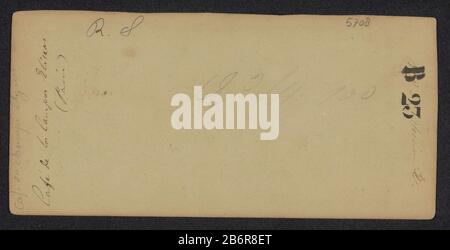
345, 17, 370, 27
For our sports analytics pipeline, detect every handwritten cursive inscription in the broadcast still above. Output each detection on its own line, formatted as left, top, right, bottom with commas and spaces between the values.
35, 38, 48, 79
33, 89, 55, 206
86, 18, 105, 37
35, 90, 51, 148
10, 74, 31, 211
32, 38, 59, 207
120, 15, 144, 36
86, 16, 144, 38
32, 158, 54, 207
54, 54, 69, 112
202, 68, 304, 104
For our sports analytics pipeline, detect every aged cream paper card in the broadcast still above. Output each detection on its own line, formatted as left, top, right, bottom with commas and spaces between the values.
10, 11, 437, 218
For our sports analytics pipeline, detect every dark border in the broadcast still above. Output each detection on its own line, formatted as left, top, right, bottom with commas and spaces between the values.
0, 0, 449, 230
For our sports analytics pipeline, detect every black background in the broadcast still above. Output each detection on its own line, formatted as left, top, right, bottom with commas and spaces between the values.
0, 0, 449, 230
